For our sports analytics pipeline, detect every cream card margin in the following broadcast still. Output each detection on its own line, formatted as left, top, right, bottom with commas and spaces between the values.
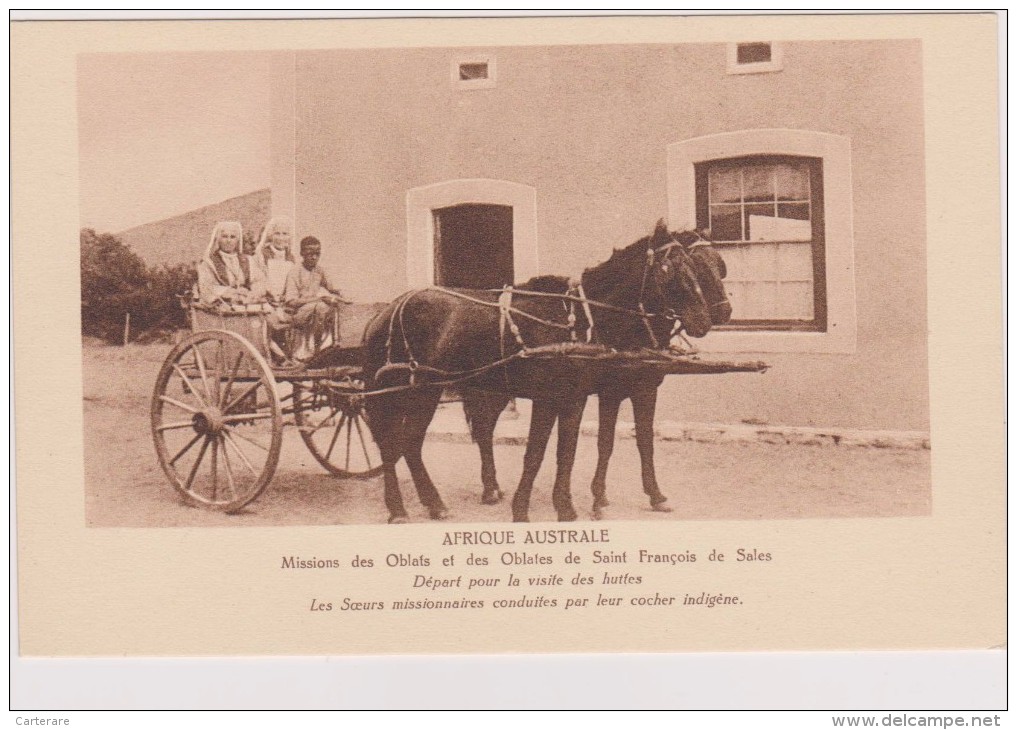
12, 14, 1004, 656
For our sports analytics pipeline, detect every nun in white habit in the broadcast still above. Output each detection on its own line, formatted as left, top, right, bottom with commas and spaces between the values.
196, 221, 254, 307
251, 216, 297, 334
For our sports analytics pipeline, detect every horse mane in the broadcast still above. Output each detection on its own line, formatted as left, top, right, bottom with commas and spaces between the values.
671, 229, 701, 247
517, 274, 570, 293
517, 230, 688, 293
582, 233, 655, 285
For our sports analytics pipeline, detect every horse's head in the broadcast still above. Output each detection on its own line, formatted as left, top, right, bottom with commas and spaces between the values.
644, 220, 713, 339
673, 228, 732, 325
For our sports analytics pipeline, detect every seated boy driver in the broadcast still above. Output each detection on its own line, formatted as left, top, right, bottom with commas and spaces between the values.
283, 236, 348, 361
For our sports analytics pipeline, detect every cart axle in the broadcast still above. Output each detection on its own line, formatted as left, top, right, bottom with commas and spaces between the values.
192, 408, 225, 436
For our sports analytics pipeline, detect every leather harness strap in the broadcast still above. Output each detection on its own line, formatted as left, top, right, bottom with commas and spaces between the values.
498, 287, 526, 350
499, 286, 528, 389
576, 280, 595, 343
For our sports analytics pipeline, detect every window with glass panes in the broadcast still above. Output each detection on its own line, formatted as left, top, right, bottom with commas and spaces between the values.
695, 155, 826, 331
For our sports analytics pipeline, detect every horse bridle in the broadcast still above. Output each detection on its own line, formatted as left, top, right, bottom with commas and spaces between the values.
634, 237, 706, 349
686, 234, 732, 319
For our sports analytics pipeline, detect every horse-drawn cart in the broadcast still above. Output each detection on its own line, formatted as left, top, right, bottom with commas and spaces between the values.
150, 302, 385, 513
151, 226, 770, 520
150, 297, 766, 515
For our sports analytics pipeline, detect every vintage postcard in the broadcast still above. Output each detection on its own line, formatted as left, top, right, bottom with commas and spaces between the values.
12, 14, 1003, 660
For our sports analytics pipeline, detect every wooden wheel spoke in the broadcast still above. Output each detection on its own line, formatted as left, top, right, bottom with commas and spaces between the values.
223, 380, 262, 415
345, 413, 353, 471
223, 432, 259, 476
352, 415, 374, 468
169, 432, 203, 466
324, 413, 347, 463
157, 420, 194, 432
224, 426, 269, 451
315, 407, 341, 428
171, 363, 209, 410
210, 437, 219, 501
298, 407, 339, 435
210, 341, 225, 405
219, 351, 245, 409
192, 344, 213, 404
183, 437, 211, 492
159, 394, 200, 414
221, 441, 239, 501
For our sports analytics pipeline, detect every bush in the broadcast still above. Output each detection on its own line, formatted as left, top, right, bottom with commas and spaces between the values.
80, 228, 195, 343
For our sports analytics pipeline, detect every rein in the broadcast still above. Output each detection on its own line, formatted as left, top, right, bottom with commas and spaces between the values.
458, 285, 672, 322
380, 236, 704, 387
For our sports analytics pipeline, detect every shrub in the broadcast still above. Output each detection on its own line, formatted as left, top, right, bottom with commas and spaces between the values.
80, 228, 195, 343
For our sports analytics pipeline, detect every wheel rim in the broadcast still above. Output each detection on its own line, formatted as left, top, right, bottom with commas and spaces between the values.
293, 380, 384, 479
151, 330, 283, 512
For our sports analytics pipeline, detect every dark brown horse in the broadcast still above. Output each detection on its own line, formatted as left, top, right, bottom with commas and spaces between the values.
358, 221, 714, 523
461, 230, 731, 518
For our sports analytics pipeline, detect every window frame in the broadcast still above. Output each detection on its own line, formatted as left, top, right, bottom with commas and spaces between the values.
694, 154, 828, 332
405, 179, 537, 290
667, 129, 856, 354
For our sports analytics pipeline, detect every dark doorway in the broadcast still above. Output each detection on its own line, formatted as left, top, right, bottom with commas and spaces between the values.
433, 204, 514, 289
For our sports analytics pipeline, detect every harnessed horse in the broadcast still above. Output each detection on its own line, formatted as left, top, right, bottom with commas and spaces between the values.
462, 229, 731, 517
359, 220, 715, 523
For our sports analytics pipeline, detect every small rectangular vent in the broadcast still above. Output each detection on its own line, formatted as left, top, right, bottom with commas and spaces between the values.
737, 42, 772, 65
458, 62, 489, 81
452, 55, 496, 89
727, 42, 783, 75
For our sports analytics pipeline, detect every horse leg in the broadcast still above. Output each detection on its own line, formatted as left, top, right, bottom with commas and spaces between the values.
464, 389, 510, 505
590, 391, 623, 519
401, 388, 449, 520
365, 396, 410, 524
511, 401, 557, 523
551, 397, 586, 522
631, 386, 671, 512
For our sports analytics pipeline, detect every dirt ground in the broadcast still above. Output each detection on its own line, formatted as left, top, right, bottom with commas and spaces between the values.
82, 341, 931, 528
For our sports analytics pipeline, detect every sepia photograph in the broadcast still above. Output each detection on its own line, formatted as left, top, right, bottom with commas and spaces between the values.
12, 14, 1003, 687
78, 39, 931, 528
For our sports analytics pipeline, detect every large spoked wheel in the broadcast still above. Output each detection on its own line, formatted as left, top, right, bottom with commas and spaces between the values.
151, 330, 283, 512
292, 380, 384, 480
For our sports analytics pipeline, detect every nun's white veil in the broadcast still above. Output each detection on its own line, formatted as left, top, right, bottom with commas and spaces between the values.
204, 221, 243, 266
254, 217, 295, 264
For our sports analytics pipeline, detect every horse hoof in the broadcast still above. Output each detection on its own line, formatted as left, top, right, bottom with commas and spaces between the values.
558, 510, 578, 522
651, 500, 673, 513
512, 515, 530, 523
429, 507, 450, 521
591, 508, 604, 521
388, 515, 409, 524
481, 490, 503, 506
